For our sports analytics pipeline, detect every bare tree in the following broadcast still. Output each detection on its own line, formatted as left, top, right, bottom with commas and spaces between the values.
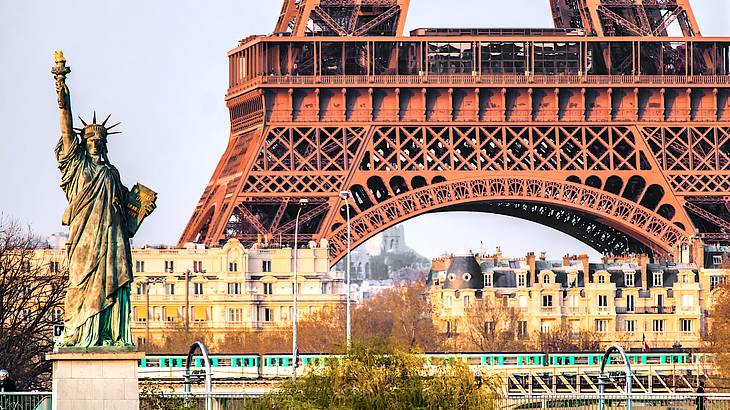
462, 298, 527, 352
533, 324, 601, 353
708, 285, 730, 388
0, 217, 67, 390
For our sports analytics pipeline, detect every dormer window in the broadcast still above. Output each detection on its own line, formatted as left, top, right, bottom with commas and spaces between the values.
543, 274, 551, 284
653, 272, 663, 287
625, 273, 635, 287
518, 274, 526, 287
484, 274, 492, 287
463, 273, 472, 282
598, 275, 606, 284
447, 273, 456, 281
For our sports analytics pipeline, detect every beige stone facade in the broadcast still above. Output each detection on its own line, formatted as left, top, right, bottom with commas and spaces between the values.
429, 250, 729, 349
39, 239, 346, 346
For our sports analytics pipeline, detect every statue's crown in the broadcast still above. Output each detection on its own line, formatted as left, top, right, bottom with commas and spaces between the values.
75, 112, 121, 140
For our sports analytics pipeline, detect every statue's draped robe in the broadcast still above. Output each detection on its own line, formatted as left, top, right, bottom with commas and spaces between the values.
55, 135, 133, 347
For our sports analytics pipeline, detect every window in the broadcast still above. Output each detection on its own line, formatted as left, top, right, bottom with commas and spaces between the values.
485, 274, 493, 287
626, 295, 635, 312
652, 319, 665, 333
228, 283, 241, 295
51, 308, 63, 323
136, 283, 147, 295
625, 320, 636, 333
543, 274, 551, 284
542, 295, 553, 307
710, 276, 727, 291
264, 283, 273, 295
595, 319, 608, 333
653, 272, 663, 287
164, 260, 174, 273
228, 308, 243, 322
262, 260, 272, 273
20, 261, 31, 273
193, 283, 204, 295
321, 282, 328, 294
463, 295, 471, 308
625, 272, 635, 287
680, 319, 693, 333
280, 306, 288, 321
193, 261, 203, 273
682, 294, 694, 307
264, 308, 272, 322
165, 284, 175, 295
598, 295, 608, 308
518, 321, 528, 339
49, 261, 61, 273
598, 275, 606, 284
21, 309, 32, 322
518, 274, 526, 287
229, 262, 238, 272
135, 260, 145, 273
713, 255, 723, 266
484, 321, 495, 336
541, 320, 552, 334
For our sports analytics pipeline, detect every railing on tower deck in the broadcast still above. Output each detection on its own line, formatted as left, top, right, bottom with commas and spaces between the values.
230, 74, 730, 95
0, 392, 52, 410
264, 108, 722, 123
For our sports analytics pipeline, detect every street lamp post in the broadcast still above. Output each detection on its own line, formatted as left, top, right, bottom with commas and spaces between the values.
340, 191, 352, 350
292, 198, 308, 381
184, 269, 191, 334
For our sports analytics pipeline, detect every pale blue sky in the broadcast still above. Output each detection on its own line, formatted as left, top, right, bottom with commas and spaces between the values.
1, 1, 728, 260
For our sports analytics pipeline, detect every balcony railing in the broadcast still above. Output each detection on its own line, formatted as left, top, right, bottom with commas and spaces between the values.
234, 74, 730, 95
265, 107, 722, 123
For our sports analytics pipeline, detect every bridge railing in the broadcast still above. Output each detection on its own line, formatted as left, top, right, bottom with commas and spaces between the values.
0, 392, 52, 410
503, 394, 730, 410
141, 392, 730, 409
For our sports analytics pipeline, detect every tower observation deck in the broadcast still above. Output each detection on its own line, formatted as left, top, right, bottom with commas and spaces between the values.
180, 0, 730, 268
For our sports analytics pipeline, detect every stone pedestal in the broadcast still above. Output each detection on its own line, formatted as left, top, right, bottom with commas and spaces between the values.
46, 351, 144, 410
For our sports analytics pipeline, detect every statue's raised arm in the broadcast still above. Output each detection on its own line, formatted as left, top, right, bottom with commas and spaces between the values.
52, 51, 75, 157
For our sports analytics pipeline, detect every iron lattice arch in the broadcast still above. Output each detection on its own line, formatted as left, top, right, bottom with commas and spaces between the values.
326, 177, 687, 263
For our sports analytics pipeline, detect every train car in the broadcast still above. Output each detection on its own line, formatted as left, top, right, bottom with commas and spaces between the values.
138, 354, 260, 380
139, 350, 703, 380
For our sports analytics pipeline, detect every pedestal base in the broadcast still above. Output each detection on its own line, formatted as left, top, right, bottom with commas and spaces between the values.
46, 351, 144, 410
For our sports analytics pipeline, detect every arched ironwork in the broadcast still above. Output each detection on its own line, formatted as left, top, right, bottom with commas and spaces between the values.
328, 177, 690, 264
599, 344, 633, 410
184, 341, 213, 410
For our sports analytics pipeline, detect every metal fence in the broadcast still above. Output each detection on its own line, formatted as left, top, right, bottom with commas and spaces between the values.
0, 393, 51, 410
501, 394, 730, 409
140, 393, 260, 410
140, 393, 730, 410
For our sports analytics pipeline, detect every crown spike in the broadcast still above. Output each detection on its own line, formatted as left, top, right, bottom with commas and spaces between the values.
107, 132, 122, 135
92, 111, 97, 124
78, 116, 87, 126
101, 113, 112, 127
106, 122, 122, 130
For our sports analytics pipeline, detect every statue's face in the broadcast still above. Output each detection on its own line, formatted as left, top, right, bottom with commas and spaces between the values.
85, 132, 107, 157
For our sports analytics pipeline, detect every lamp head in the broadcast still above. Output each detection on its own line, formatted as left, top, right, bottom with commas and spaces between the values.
298, 199, 309, 206
339, 191, 352, 200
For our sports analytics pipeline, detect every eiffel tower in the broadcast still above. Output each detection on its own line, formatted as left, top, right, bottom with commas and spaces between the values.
180, 0, 730, 267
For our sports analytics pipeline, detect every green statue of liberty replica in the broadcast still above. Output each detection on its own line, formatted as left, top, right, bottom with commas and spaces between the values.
52, 51, 157, 349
